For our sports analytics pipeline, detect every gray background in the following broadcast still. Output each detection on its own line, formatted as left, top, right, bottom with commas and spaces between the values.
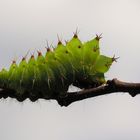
0, 0, 140, 140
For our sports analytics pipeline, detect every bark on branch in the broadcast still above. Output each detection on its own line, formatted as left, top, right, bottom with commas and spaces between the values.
0, 78, 140, 106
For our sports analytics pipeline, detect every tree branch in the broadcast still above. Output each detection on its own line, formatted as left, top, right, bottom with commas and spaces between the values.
0, 78, 140, 106
57, 79, 140, 106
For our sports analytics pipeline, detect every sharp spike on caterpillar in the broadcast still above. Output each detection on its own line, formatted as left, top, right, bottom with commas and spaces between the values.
112, 54, 120, 62
0, 32, 115, 101
57, 34, 63, 45
24, 50, 30, 58
30, 54, 35, 59
65, 40, 68, 45
37, 50, 42, 56
12, 60, 16, 64
45, 47, 51, 52
96, 33, 102, 40
73, 27, 80, 38
45, 39, 53, 49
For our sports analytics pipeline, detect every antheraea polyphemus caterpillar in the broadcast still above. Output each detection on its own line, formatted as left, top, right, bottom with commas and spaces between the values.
0, 32, 116, 101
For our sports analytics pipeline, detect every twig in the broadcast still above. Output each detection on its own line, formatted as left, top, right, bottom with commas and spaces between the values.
0, 79, 140, 106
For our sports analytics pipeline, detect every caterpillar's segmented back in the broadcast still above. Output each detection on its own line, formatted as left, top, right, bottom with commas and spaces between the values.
0, 33, 115, 101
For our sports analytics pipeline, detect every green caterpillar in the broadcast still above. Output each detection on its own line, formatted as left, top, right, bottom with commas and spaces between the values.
0, 33, 115, 101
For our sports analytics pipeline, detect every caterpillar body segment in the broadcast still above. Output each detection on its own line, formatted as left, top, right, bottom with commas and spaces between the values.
0, 33, 115, 100
54, 43, 74, 82
94, 55, 113, 73
83, 36, 100, 66
0, 68, 8, 88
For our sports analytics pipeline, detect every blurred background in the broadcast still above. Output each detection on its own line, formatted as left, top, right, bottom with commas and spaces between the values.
0, 0, 140, 140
